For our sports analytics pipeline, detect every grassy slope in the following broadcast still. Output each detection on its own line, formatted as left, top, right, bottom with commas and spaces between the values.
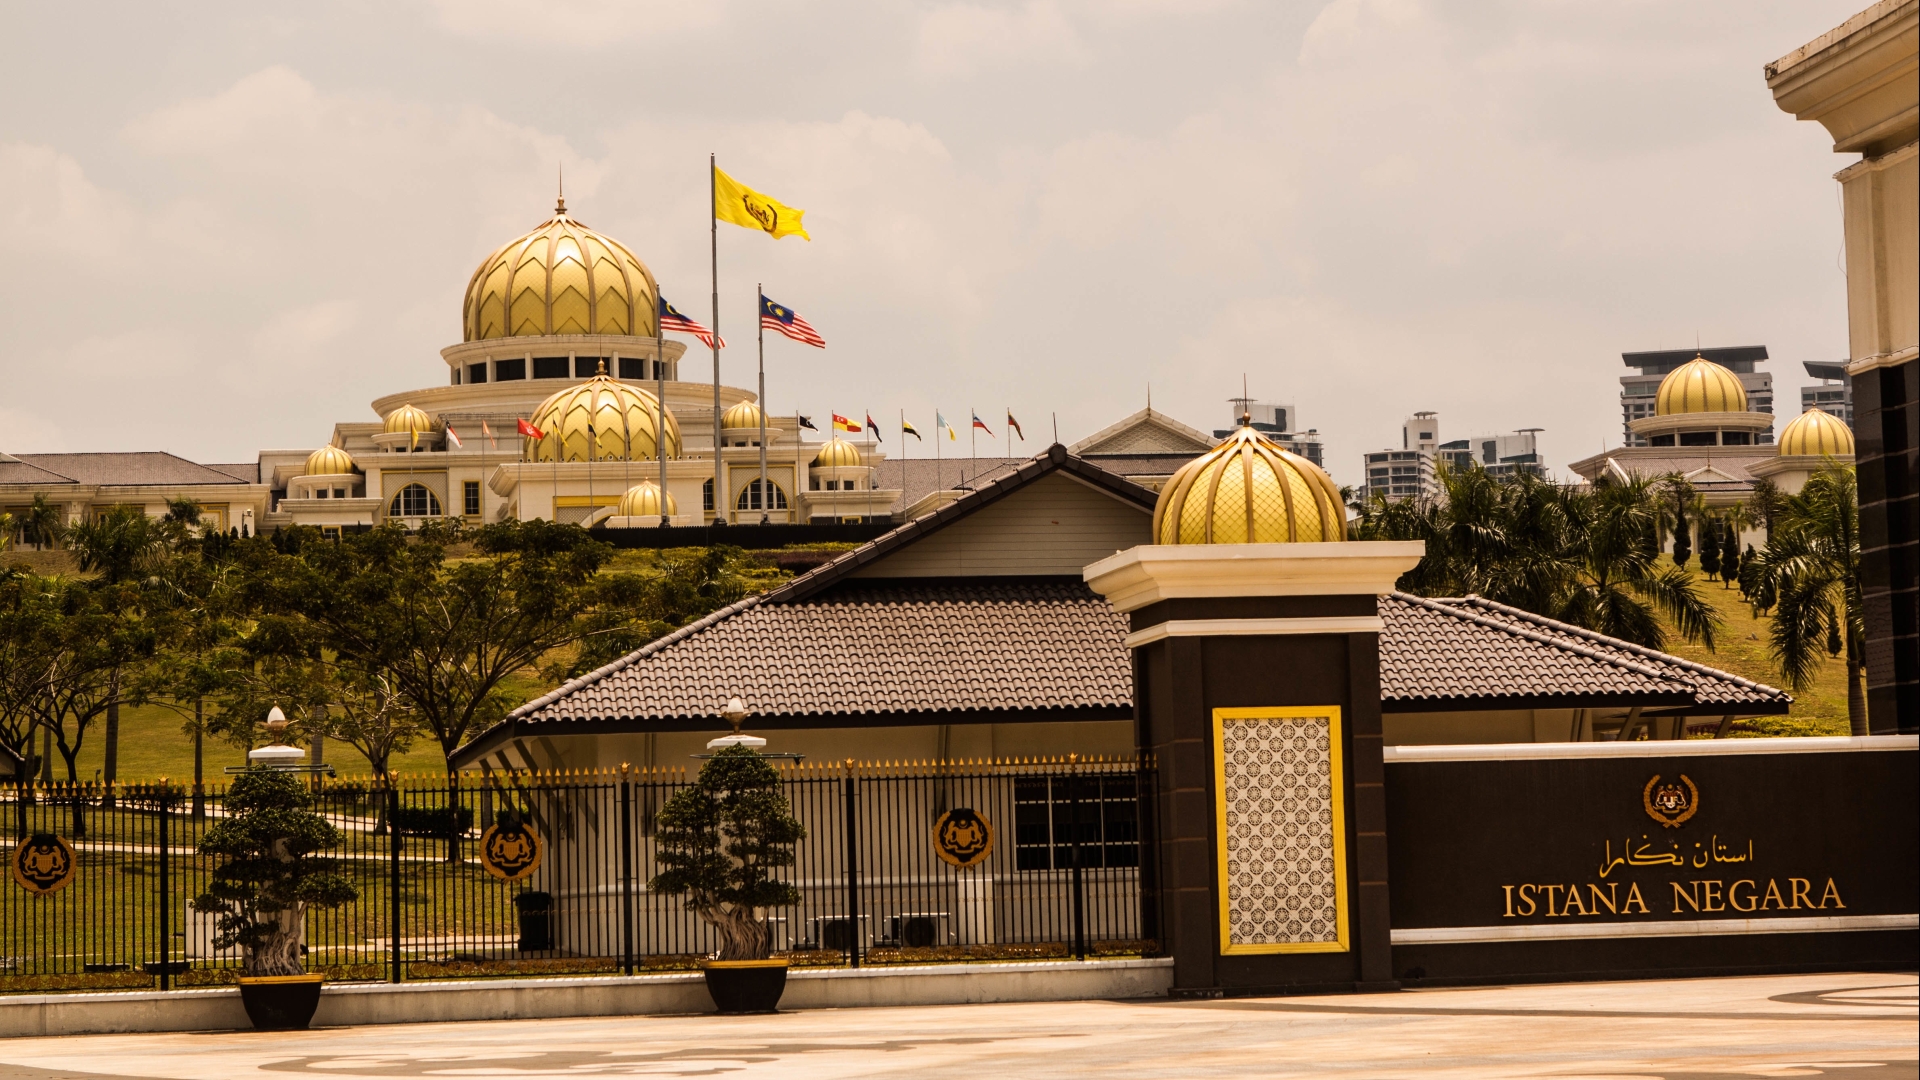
1652, 560, 1852, 738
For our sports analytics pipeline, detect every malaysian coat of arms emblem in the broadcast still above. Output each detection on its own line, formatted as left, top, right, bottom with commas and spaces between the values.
1643, 774, 1700, 828
11, 833, 78, 895
931, 807, 994, 868
479, 818, 543, 881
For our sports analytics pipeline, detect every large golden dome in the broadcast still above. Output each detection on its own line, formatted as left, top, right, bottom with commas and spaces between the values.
463, 199, 659, 341
383, 403, 433, 435
812, 437, 861, 468
1777, 407, 1854, 456
525, 368, 680, 463
1153, 422, 1346, 544
616, 480, 676, 518
304, 445, 356, 476
1656, 356, 1747, 415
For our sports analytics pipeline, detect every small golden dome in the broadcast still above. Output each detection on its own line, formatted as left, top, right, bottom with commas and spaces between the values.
525, 370, 680, 463
721, 400, 764, 429
463, 200, 659, 341
383, 403, 433, 435
616, 480, 676, 518
304, 445, 356, 476
1778, 407, 1854, 456
812, 437, 862, 469
1153, 422, 1346, 544
1655, 356, 1747, 415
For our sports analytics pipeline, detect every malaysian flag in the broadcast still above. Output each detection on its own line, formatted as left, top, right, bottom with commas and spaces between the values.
659, 296, 725, 349
760, 294, 825, 348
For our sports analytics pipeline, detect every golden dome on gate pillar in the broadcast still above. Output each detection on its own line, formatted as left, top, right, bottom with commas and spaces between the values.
1655, 356, 1748, 415
616, 480, 676, 518
811, 437, 861, 468
1777, 407, 1854, 456
382, 403, 433, 435
463, 199, 659, 341
1153, 421, 1346, 544
722, 400, 765, 429
525, 367, 680, 463
304, 444, 357, 476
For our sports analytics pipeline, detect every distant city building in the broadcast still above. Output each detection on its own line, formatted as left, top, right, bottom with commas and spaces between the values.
1438, 428, 1546, 481
1620, 346, 1773, 446
1216, 398, 1325, 468
1800, 360, 1854, 427
1361, 411, 1441, 504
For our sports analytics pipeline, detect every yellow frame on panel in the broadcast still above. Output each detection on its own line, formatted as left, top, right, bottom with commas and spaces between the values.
1211, 705, 1349, 955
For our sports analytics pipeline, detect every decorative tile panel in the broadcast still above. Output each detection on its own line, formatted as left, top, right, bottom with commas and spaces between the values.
1215, 709, 1347, 953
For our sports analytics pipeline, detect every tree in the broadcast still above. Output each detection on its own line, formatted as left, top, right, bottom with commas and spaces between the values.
1699, 517, 1722, 581
1743, 464, 1867, 735
1719, 521, 1742, 588
650, 746, 805, 960
192, 769, 358, 976
19, 495, 65, 551
556, 546, 787, 680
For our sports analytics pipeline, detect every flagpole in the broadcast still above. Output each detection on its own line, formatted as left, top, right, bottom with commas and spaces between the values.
710, 153, 724, 526
757, 283, 769, 525
969, 409, 975, 485
935, 411, 942, 493
657, 307, 669, 527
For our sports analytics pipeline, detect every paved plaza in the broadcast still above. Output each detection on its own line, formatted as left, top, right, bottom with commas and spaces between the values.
0, 972, 1912, 1079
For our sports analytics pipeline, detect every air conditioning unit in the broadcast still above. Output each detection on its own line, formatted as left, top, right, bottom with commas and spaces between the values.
807, 914, 871, 952
884, 912, 951, 948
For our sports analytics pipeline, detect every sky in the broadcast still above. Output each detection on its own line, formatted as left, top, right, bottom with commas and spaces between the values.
0, 0, 1867, 490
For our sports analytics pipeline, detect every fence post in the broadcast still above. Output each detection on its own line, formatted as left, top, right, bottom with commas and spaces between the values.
1068, 755, 1087, 961
843, 759, 860, 969
157, 784, 171, 992
388, 776, 403, 983
619, 766, 634, 976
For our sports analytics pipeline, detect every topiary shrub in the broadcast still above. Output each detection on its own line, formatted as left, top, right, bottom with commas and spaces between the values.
649, 745, 804, 960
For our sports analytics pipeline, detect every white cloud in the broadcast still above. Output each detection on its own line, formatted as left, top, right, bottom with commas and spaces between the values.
916, 2, 1090, 77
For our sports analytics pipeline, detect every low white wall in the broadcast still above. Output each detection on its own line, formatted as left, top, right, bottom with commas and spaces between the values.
0, 958, 1173, 1039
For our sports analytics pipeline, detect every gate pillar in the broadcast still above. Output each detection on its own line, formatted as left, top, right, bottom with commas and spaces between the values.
1086, 541, 1423, 996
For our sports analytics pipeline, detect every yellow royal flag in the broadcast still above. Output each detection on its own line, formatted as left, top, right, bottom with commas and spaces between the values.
713, 165, 810, 240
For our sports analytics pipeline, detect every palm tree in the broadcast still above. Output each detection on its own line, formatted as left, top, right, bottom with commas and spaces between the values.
22, 495, 65, 551
1744, 464, 1866, 734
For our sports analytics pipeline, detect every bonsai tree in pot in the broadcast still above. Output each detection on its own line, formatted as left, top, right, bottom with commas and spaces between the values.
651, 744, 805, 1012
193, 767, 357, 1029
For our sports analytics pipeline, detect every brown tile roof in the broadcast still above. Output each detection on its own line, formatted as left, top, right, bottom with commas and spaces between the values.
7, 453, 249, 487
0, 459, 79, 485
203, 462, 260, 483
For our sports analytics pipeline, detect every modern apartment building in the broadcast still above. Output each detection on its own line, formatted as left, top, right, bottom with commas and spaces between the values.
1437, 428, 1546, 480
1620, 346, 1773, 446
1360, 412, 1441, 503
1800, 360, 1854, 426
1217, 398, 1326, 468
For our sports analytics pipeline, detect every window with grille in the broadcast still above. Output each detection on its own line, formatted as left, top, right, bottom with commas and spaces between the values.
735, 478, 789, 511
463, 481, 481, 516
702, 479, 714, 512
389, 483, 441, 518
1012, 776, 1139, 871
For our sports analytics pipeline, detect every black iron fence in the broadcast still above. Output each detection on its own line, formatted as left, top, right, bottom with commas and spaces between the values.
1, 757, 1155, 994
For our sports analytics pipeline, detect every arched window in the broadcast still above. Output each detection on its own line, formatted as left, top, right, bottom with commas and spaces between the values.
389, 483, 441, 518
736, 479, 789, 512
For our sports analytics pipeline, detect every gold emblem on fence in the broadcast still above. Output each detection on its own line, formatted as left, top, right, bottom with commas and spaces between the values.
931, 808, 994, 868
1643, 774, 1700, 829
11, 833, 77, 895
480, 820, 542, 881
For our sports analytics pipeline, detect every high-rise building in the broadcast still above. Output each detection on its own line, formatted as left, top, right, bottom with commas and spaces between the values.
1361, 411, 1440, 503
1620, 346, 1773, 446
1437, 428, 1546, 480
1218, 398, 1325, 468
1799, 360, 1854, 427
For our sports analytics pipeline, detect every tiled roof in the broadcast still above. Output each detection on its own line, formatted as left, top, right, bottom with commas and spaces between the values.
6, 453, 249, 487
509, 579, 1132, 728
872, 457, 1025, 513
203, 462, 260, 483
0, 459, 79, 485
1410, 595, 1791, 712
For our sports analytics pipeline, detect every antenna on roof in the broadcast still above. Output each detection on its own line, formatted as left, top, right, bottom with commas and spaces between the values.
1052, 412, 1059, 444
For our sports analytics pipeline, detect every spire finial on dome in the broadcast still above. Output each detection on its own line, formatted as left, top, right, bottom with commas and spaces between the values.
556, 164, 566, 216
596, 358, 607, 376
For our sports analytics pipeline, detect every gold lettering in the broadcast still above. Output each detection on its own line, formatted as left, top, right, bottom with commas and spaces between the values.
1790, 877, 1813, 909
1729, 880, 1757, 912
1588, 882, 1619, 915
1502, 885, 1515, 918
1561, 885, 1588, 916
1819, 879, 1845, 909
1761, 879, 1786, 910
1701, 880, 1725, 912
1671, 881, 1702, 913
1517, 884, 1537, 917
1541, 884, 1563, 917
1624, 882, 1650, 914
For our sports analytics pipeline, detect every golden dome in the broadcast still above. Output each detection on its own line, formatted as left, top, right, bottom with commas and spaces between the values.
304, 445, 356, 476
1655, 356, 1747, 415
525, 369, 680, 463
721, 400, 764, 429
463, 199, 659, 341
812, 437, 861, 468
616, 480, 676, 518
383, 403, 433, 435
1153, 422, 1346, 544
1778, 407, 1854, 456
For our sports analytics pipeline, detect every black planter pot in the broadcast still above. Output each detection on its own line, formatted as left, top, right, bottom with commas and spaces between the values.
701, 960, 789, 1014
236, 974, 325, 1030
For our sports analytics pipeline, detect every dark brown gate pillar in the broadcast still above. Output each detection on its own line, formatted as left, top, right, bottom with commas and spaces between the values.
1087, 541, 1423, 995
